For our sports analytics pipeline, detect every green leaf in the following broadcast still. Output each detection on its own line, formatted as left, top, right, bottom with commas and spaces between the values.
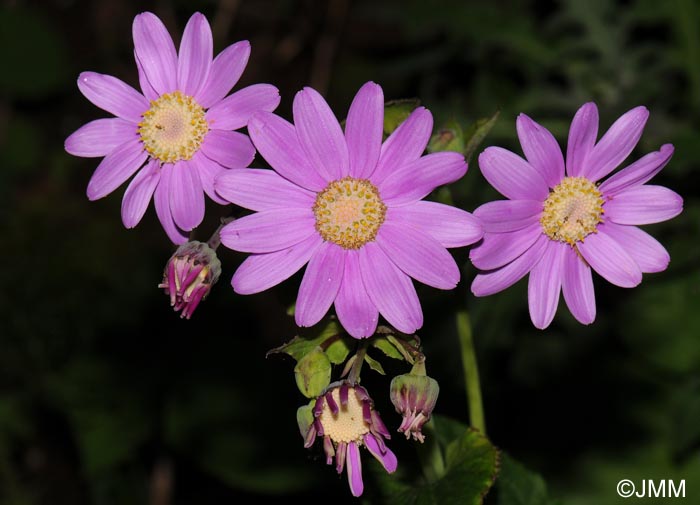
294, 347, 332, 398
364, 353, 386, 375
377, 419, 499, 505
268, 320, 349, 364
372, 335, 406, 361
462, 111, 500, 162
384, 99, 421, 136
428, 120, 465, 153
496, 454, 560, 505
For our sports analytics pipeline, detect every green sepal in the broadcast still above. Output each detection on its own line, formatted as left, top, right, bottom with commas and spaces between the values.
294, 347, 331, 398
428, 119, 465, 153
296, 401, 316, 440
384, 99, 421, 137
372, 335, 406, 361
268, 319, 350, 365
364, 353, 386, 375
463, 110, 500, 163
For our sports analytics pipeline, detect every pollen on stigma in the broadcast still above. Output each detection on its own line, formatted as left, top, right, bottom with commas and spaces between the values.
313, 176, 387, 249
138, 91, 209, 163
540, 176, 605, 245
318, 388, 370, 444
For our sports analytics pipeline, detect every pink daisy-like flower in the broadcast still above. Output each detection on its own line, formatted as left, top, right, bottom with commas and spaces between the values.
65, 11, 280, 244
215, 82, 483, 338
471, 103, 683, 329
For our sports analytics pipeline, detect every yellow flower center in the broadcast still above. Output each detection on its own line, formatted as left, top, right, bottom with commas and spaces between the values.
313, 177, 386, 249
540, 176, 605, 245
138, 91, 209, 163
318, 388, 370, 444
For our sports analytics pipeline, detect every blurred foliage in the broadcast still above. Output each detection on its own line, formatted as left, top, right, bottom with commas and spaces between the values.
375, 415, 499, 505
1, 0, 699, 504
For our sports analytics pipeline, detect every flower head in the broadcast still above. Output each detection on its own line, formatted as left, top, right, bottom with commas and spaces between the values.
216, 82, 483, 338
300, 383, 397, 497
65, 11, 280, 244
471, 103, 683, 329
158, 240, 221, 318
390, 360, 439, 442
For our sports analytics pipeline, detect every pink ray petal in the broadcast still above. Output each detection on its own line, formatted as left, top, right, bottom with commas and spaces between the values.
372, 107, 433, 184
345, 81, 383, 178
516, 113, 565, 187
334, 250, 379, 338
292, 87, 349, 181
121, 158, 160, 228
132, 12, 178, 95
65, 118, 137, 158
561, 247, 596, 325
583, 106, 649, 182
566, 102, 598, 177
86, 138, 148, 200
77, 72, 148, 123
387, 201, 483, 247
528, 240, 566, 329
197, 41, 250, 108
215, 168, 315, 211
177, 12, 213, 96
376, 222, 460, 290
219, 208, 315, 253
478, 147, 549, 201
295, 243, 345, 327
359, 243, 422, 334
232, 234, 322, 294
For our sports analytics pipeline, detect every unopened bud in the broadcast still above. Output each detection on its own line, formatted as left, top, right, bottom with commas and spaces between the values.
158, 241, 221, 319
390, 360, 439, 443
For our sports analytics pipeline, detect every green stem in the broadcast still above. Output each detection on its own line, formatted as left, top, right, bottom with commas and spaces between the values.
456, 310, 486, 434
347, 343, 368, 384
417, 418, 445, 482
207, 217, 235, 250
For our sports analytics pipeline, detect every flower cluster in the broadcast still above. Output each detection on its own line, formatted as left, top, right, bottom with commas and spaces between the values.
66, 9, 684, 498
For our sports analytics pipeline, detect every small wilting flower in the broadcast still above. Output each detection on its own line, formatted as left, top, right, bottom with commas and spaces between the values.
300, 383, 397, 497
158, 241, 221, 319
390, 360, 439, 442
65, 11, 280, 244
471, 103, 683, 329
216, 81, 483, 338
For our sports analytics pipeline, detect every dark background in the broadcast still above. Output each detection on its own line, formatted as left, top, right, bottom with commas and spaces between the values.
1, 0, 698, 503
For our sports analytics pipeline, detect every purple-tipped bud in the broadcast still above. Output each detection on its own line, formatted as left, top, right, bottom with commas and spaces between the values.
158, 241, 221, 319
390, 364, 439, 443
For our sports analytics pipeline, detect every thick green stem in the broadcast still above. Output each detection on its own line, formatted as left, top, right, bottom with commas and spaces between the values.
417, 418, 445, 482
456, 310, 486, 434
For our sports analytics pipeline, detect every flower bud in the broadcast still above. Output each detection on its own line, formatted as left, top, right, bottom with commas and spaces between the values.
158, 241, 221, 319
390, 360, 439, 443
